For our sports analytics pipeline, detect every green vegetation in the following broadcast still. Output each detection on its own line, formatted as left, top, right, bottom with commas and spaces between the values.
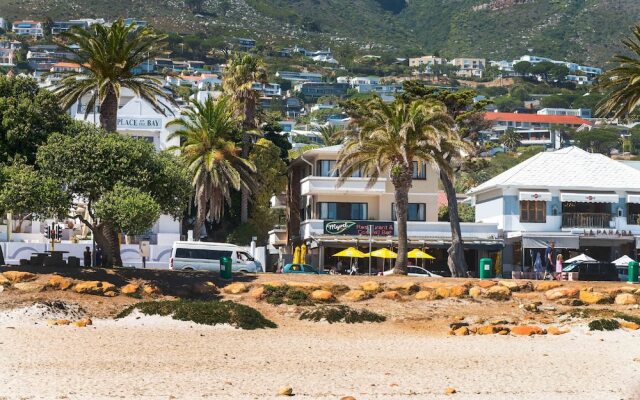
438, 203, 475, 223
588, 319, 621, 331
614, 313, 640, 325
263, 285, 314, 306
117, 300, 277, 330
299, 305, 386, 324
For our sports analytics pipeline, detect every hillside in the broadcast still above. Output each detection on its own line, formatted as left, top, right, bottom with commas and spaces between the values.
1, 0, 638, 66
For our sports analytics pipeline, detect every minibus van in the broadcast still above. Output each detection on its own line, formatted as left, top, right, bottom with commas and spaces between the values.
169, 241, 262, 273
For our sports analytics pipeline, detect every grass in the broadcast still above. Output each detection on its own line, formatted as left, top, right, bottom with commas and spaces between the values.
614, 313, 640, 325
263, 285, 314, 306
299, 305, 386, 324
588, 319, 620, 331
116, 300, 277, 330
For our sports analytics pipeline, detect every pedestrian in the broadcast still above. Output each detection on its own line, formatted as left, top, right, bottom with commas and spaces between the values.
556, 253, 564, 280
336, 259, 343, 273
544, 241, 555, 279
83, 246, 91, 268
533, 252, 543, 280
95, 247, 103, 268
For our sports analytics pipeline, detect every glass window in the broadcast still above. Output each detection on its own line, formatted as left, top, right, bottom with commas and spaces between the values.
412, 161, 427, 180
317, 202, 367, 220
628, 203, 640, 225
175, 248, 232, 260
520, 201, 546, 223
317, 160, 337, 177
392, 203, 426, 221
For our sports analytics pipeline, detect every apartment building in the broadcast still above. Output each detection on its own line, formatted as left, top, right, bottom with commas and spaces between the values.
468, 147, 640, 275
450, 58, 485, 78
537, 108, 592, 119
294, 82, 349, 100
276, 70, 323, 83
12, 20, 44, 38
409, 55, 446, 68
270, 145, 502, 273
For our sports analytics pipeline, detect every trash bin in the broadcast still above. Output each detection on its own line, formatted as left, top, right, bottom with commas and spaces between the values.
628, 261, 639, 283
220, 256, 232, 280
479, 258, 492, 280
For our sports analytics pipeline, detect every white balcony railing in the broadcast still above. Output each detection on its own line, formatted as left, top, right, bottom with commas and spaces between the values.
300, 176, 387, 196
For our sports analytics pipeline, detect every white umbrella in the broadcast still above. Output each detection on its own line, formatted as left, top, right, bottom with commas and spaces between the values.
565, 253, 597, 263
612, 255, 635, 266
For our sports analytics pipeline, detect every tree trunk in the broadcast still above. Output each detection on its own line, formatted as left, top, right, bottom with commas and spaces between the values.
99, 85, 118, 132
441, 170, 469, 277
193, 188, 206, 241
93, 223, 122, 267
391, 166, 412, 275
240, 95, 257, 224
286, 165, 302, 249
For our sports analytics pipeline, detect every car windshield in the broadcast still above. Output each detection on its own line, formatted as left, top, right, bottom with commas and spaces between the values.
303, 265, 318, 273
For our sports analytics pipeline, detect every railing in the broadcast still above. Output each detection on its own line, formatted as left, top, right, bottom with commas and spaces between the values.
627, 214, 640, 225
562, 213, 613, 229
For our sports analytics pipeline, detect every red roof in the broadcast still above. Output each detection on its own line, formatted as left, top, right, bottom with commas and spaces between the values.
53, 62, 82, 68
483, 112, 590, 126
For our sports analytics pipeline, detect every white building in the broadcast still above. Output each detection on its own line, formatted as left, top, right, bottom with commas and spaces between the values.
276, 71, 323, 83
450, 58, 485, 78
468, 147, 640, 275
12, 20, 44, 37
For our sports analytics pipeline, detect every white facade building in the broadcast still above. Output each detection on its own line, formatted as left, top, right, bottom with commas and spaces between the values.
12, 20, 44, 37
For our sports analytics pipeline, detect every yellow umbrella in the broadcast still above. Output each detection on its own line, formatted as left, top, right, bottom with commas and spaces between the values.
332, 247, 367, 258
293, 246, 300, 264
300, 244, 307, 264
407, 249, 435, 259
367, 248, 397, 258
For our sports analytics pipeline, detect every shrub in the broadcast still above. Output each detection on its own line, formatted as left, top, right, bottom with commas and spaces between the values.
614, 313, 640, 325
116, 300, 277, 330
299, 305, 386, 324
588, 319, 620, 331
263, 284, 314, 306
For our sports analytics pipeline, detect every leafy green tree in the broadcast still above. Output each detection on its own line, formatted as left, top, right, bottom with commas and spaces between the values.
223, 53, 268, 223
262, 113, 292, 162
541, 94, 572, 108
168, 97, 257, 239
94, 183, 161, 237
0, 76, 71, 164
500, 128, 521, 152
438, 203, 475, 223
574, 127, 621, 154
493, 95, 521, 112
0, 162, 69, 233
337, 97, 459, 274
318, 125, 342, 146
629, 126, 640, 153
513, 61, 532, 76
36, 124, 190, 266
597, 25, 640, 118
51, 19, 172, 132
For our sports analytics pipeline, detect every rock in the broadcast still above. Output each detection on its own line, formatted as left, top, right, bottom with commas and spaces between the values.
388, 281, 420, 295
523, 302, 542, 312
476, 325, 499, 335
498, 280, 532, 292
143, 284, 162, 296
286, 281, 320, 290
618, 286, 637, 294
445, 387, 457, 395
511, 325, 546, 336
449, 322, 469, 330
222, 282, 248, 294
468, 287, 483, 298
261, 281, 284, 288
534, 281, 562, 292
381, 290, 401, 300
47, 275, 73, 290
476, 280, 497, 288
121, 283, 140, 295
547, 326, 570, 335
414, 290, 436, 300
558, 298, 584, 306
497, 329, 509, 335
74, 281, 116, 296
620, 321, 640, 330
420, 281, 450, 289
486, 285, 511, 300
545, 287, 579, 301
73, 318, 93, 328
435, 285, 468, 298
511, 292, 540, 300
277, 386, 293, 396
0, 274, 9, 286
340, 397, 357, 400
453, 326, 469, 336
48, 319, 71, 326
2, 271, 36, 283
342, 289, 367, 302
360, 281, 381, 293
0, 285, 3, 293
192, 281, 218, 296
615, 293, 638, 305
13, 282, 45, 292
249, 286, 265, 300
103, 291, 117, 297
579, 290, 612, 305
310, 290, 334, 302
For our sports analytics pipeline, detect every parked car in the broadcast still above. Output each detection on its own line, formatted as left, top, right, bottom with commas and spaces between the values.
169, 241, 262, 273
562, 261, 619, 281
283, 263, 324, 274
382, 266, 442, 278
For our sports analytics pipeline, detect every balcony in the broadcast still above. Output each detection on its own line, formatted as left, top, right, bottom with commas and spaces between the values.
300, 176, 386, 196
562, 213, 614, 229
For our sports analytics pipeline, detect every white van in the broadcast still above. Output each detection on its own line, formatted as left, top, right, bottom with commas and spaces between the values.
169, 241, 262, 273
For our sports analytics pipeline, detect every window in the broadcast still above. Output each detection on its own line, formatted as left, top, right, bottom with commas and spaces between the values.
392, 203, 426, 221
317, 160, 337, 177
520, 201, 546, 223
317, 202, 367, 220
412, 161, 427, 180
175, 248, 232, 260
628, 203, 640, 225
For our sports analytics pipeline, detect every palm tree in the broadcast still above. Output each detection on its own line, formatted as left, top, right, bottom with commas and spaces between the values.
336, 97, 457, 274
168, 97, 257, 239
50, 19, 172, 132
318, 124, 342, 146
500, 128, 521, 152
222, 53, 268, 223
597, 25, 640, 118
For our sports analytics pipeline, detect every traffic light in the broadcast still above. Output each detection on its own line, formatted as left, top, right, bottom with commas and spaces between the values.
56, 225, 62, 240
44, 226, 50, 239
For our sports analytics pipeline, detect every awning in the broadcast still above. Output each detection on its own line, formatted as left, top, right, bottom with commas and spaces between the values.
560, 192, 618, 203
522, 235, 579, 249
519, 191, 552, 201
627, 194, 640, 204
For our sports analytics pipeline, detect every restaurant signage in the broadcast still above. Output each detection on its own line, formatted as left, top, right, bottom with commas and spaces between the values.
117, 117, 163, 130
323, 220, 394, 236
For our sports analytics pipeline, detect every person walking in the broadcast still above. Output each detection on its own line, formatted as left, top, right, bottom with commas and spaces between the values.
544, 241, 555, 280
533, 252, 543, 280
83, 246, 92, 268
556, 253, 564, 280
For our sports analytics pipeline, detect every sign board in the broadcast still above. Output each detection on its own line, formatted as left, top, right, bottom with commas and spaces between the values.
323, 220, 394, 236
117, 117, 162, 130
139, 240, 151, 258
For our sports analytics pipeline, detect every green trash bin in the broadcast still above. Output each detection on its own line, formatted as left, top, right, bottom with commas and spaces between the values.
220, 256, 232, 280
479, 258, 492, 280
628, 261, 639, 283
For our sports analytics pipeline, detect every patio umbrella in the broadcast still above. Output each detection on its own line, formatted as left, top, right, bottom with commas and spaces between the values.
407, 249, 435, 259
332, 247, 367, 258
612, 255, 635, 266
565, 253, 597, 263
293, 246, 300, 264
366, 248, 398, 272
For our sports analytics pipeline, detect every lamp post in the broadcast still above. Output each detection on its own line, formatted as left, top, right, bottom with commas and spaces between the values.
368, 225, 372, 275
